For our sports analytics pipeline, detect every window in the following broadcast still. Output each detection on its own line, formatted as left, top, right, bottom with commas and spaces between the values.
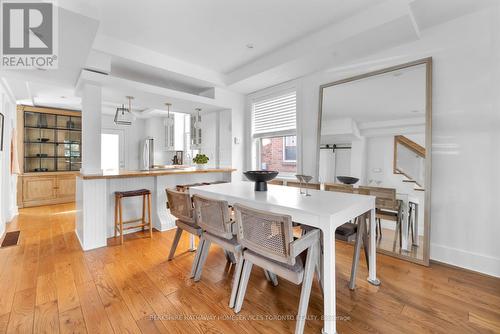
283, 135, 297, 162
252, 90, 297, 176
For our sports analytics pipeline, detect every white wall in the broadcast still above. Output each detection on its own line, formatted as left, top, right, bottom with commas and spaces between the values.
247, 7, 500, 277
199, 109, 232, 169
214, 88, 245, 180
0, 88, 18, 238
200, 111, 218, 168
219, 109, 232, 168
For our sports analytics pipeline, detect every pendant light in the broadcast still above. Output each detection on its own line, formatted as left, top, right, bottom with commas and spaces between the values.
164, 103, 175, 151
114, 96, 135, 125
194, 108, 201, 128
166, 103, 172, 118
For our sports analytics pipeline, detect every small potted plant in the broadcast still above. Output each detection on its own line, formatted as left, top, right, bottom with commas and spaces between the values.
192, 153, 209, 169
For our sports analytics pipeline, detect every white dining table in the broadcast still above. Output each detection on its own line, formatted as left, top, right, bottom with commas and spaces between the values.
189, 181, 380, 334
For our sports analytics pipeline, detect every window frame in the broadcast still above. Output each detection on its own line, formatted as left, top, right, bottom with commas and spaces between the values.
247, 81, 300, 176
282, 135, 297, 163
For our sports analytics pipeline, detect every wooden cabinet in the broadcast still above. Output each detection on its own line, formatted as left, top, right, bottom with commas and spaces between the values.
22, 176, 57, 202
56, 175, 76, 200
16, 105, 80, 208
19, 173, 77, 208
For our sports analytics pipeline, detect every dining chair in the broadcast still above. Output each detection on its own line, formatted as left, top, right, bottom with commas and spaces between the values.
189, 194, 243, 307
286, 180, 321, 190
190, 195, 279, 306
166, 188, 201, 260
324, 183, 353, 193
358, 186, 403, 245
232, 203, 320, 334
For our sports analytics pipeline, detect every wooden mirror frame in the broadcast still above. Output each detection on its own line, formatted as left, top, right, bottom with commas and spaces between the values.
316, 57, 432, 266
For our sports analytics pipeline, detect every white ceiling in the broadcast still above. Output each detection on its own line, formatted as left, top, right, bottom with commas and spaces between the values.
2, 0, 497, 113
90, 0, 382, 74
322, 63, 426, 123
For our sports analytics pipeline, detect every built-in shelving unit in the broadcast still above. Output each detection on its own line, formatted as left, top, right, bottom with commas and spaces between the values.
17, 105, 82, 208
22, 108, 82, 172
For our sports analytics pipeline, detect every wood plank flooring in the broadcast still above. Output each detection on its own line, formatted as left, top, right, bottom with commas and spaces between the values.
0, 203, 499, 333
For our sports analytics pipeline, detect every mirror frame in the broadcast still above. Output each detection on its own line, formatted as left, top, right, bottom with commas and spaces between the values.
316, 57, 432, 266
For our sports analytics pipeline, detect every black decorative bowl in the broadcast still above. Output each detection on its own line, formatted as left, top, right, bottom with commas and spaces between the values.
337, 176, 359, 185
244, 170, 279, 191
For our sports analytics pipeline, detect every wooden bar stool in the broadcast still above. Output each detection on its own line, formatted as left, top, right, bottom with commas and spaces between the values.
114, 189, 153, 244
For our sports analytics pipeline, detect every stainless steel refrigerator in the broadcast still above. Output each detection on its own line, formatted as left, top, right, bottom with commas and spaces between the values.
141, 138, 154, 170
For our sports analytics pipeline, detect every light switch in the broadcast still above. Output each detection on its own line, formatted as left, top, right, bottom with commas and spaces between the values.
233, 137, 240, 144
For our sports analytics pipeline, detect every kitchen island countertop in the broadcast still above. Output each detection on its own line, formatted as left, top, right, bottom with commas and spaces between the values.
79, 167, 236, 180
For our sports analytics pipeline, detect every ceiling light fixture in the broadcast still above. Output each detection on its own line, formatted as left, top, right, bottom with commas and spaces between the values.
246, 43, 254, 49
195, 108, 201, 126
114, 96, 135, 126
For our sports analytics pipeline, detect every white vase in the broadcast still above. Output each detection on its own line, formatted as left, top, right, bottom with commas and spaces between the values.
196, 163, 206, 170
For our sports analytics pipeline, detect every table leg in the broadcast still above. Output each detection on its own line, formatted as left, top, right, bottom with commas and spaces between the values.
321, 225, 336, 334
368, 208, 381, 286
401, 201, 409, 251
413, 203, 419, 246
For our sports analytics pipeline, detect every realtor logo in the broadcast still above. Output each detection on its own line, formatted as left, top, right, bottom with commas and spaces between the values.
1, 0, 58, 69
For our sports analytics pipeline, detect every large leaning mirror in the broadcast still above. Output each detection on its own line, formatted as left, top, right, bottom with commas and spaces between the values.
317, 58, 432, 265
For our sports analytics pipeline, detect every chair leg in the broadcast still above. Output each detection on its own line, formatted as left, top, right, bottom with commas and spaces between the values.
295, 243, 318, 334
234, 260, 253, 313
148, 194, 153, 239
114, 196, 118, 238
118, 198, 124, 245
349, 214, 365, 290
194, 239, 212, 282
190, 236, 205, 278
399, 217, 403, 248
229, 253, 244, 309
377, 218, 382, 239
142, 194, 146, 231
224, 250, 237, 264
168, 228, 183, 260
263, 270, 278, 286
409, 205, 415, 244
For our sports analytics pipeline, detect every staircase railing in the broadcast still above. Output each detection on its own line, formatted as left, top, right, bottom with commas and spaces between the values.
393, 135, 426, 188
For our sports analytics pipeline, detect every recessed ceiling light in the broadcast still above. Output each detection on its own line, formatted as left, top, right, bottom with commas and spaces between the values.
60, 96, 66, 99
393, 72, 403, 77
410, 109, 420, 113
246, 43, 254, 49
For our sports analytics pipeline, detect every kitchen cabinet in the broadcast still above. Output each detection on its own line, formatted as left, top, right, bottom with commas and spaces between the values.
17, 105, 80, 208
20, 173, 76, 207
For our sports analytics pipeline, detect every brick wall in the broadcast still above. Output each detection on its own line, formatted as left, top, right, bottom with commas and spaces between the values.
260, 137, 296, 172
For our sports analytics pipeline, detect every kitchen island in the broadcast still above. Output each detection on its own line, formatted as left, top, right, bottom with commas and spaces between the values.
76, 167, 235, 250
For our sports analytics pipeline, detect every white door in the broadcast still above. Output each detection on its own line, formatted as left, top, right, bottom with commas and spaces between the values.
101, 129, 125, 170
334, 148, 351, 179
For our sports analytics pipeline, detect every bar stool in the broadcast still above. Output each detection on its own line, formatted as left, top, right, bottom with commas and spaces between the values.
114, 189, 153, 245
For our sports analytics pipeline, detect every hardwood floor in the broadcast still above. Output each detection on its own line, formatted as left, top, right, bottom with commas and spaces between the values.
0, 203, 499, 333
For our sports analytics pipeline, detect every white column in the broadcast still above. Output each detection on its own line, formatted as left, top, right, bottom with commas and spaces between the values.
81, 84, 102, 174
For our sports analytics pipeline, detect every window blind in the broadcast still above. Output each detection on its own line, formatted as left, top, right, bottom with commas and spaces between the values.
252, 91, 296, 138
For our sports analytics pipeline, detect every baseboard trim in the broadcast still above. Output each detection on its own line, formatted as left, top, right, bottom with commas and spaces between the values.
430, 243, 500, 278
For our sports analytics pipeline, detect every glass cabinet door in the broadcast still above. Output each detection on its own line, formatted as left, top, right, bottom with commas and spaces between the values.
23, 109, 82, 173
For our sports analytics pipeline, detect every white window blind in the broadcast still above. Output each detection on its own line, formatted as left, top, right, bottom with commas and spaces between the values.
252, 91, 296, 138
